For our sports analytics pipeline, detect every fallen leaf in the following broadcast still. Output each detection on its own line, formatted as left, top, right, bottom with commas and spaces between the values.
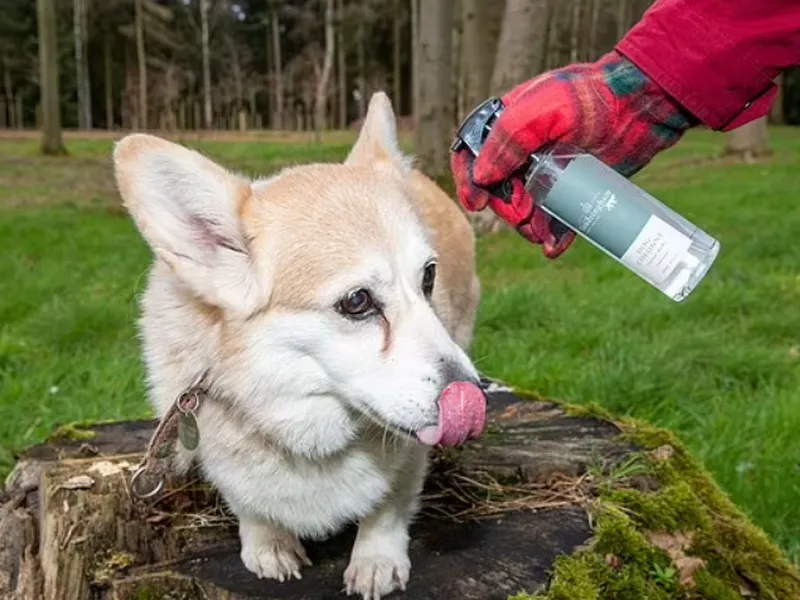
674, 555, 706, 587
647, 531, 707, 588
738, 583, 755, 597
651, 445, 675, 461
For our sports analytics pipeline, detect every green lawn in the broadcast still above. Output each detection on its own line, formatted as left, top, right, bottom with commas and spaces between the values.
1, 128, 799, 563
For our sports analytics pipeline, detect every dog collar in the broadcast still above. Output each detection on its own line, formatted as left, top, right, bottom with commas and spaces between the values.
129, 370, 209, 500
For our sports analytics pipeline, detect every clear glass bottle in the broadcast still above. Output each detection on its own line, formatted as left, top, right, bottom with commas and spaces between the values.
524, 144, 720, 302
452, 98, 721, 302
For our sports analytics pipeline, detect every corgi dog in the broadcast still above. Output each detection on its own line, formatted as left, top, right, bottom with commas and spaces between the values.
113, 92, 485, 599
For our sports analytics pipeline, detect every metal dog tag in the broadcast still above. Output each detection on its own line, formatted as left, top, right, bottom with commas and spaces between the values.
178, 411, 199, 451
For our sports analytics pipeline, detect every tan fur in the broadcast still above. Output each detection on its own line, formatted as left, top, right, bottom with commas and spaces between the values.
407, 169, 481, 348
114, 91, 481, 599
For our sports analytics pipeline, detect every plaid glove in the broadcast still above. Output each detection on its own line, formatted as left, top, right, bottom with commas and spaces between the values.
451, 50, 698, 258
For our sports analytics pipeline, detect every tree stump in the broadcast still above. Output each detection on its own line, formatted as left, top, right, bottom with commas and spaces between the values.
2, 378, 799, 600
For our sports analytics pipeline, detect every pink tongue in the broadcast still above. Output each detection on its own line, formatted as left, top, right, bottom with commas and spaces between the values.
416, 382, 487, 447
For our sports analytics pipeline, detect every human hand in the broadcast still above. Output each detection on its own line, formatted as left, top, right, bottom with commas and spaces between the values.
451, 50, 697, 258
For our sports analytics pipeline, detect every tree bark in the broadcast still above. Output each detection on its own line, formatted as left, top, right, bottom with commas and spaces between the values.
770, 74, 784, 125
37, 0, 65, 155
616, 0, 631, 41
724, 116, 770, 162
315, 0, 335, 141
415, 0, 454, 178
134, 0, 147, 130
201, 0, 213, 129
337, 0, 347, 128
271, 8, 283, 130
461, 0, 505, 113
2, 58, 15, 129
393, 0, 403, 112
491, 0, 550, 96
73, 0, 92, 129
104, 32, 113, 130
569, 0, 583, 62
588, 0, 602, 60
452, 0, 464, 122
356, 8, 366, 120
410, 0, 419, 125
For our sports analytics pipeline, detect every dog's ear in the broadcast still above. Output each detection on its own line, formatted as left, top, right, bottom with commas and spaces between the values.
345, 91, 412, 173
113, 134, 268, 316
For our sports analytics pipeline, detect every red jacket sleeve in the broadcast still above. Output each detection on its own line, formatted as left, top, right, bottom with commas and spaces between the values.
616, 0, 800, 131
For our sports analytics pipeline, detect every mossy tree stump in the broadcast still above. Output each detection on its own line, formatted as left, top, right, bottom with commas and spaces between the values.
1, 379, 798, 600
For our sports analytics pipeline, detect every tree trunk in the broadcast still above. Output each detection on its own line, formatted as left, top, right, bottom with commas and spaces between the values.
491, 0, 550, 95
2, 59, 15, 129
356, 11, 367, 120
104, 32, 113, 130
770, 74, 784, 125
537, 0, 556, 72
393, 0, 403, 112
134, 0, 147, 130
461, 0, 505, 113
271, 9, 283, 130
410, 0, 419, 125
724, 116, 770, 162
616, 0, 631, 40
452, 0, 464, 122
337, 0, 346, 128
73, 0, 92, 129
569, 0, 583, 62
15, 95, 22, 129
588, 0, 602, 60
314, 0, 335, 142
201, 0, 212, 129
264, 13, 273, 127
415, 0, 454, 178
37, 0, 65, 155
4, 378, 798, 599
478, 0, 552, 234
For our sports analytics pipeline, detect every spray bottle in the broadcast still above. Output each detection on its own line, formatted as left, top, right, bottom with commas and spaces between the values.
451, 97, 720, 302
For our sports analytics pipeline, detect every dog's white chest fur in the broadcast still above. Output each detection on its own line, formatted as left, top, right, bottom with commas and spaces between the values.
197, 402, 426, 540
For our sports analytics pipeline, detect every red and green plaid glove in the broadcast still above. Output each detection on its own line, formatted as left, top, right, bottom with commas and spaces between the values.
451, 50, 698, 258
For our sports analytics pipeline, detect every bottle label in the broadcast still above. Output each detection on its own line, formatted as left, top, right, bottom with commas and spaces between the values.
537, 154, 693, 285
618, 214, 693, 286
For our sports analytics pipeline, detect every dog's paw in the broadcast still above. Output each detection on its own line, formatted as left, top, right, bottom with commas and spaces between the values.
343, 553, 411, 600
239, 521, 312, 582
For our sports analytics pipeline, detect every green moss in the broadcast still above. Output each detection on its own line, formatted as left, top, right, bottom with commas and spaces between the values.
502, 385, 800, 600
535, 555, 602, 600
91, 551, 137, 584
606, 481, 711, 532
130, 584, 163, 600
618, 417, 800, 598
129, 582, 196, 600
47, 421, 97, 442
562, 402, 618, 424
691, 570, 745, 600
523, 511, 680, 600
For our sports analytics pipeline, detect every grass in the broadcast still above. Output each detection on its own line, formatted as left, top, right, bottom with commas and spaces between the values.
1, 127, 799, 564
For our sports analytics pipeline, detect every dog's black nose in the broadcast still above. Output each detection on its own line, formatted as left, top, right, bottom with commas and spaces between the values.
437, 357, 479, 388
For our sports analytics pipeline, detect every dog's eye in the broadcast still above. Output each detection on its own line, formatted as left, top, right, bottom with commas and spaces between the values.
338, 288, 375, 319
422, 262, 436, 298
